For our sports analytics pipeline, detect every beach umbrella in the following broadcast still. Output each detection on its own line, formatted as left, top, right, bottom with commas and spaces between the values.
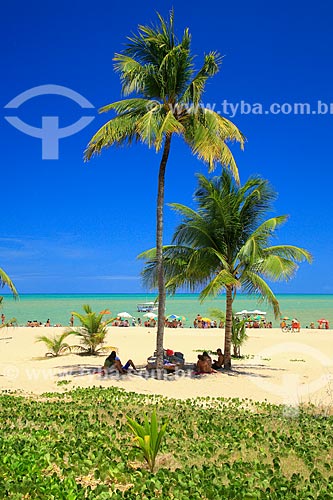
167, 314, 178, 320
201, 317, 211, 322
235, 310, 250, 315
143, 312, 158, 319
251, 309, 267, 315
117, 311, 133, 318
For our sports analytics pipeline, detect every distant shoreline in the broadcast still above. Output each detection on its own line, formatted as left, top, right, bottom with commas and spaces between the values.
1, 293, 332, 328
2, 292, 333, 297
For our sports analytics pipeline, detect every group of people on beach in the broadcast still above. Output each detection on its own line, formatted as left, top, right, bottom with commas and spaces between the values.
193, 314, 221, 329
196, 349, 224, 374
25, 319, 62, 327
101, 347, 225, 377
246, 320, 272, 328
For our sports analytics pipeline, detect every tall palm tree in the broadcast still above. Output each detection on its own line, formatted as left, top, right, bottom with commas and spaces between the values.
85, 11, 245, 368
140, 171, 312, 369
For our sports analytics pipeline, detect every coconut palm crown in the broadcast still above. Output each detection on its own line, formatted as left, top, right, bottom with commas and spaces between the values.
140, 171, 312, 369
84, 11, 245, 368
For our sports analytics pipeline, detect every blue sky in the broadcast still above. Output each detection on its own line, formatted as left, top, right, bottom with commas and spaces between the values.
0, 0, 332, 293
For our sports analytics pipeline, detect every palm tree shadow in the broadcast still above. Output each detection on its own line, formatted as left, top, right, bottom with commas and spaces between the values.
55, 364, 100, 378
222, 364, 287, 379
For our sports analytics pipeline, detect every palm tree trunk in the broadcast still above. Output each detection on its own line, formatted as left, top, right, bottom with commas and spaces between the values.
156, 134, 172, 370
224, 285, 233, 369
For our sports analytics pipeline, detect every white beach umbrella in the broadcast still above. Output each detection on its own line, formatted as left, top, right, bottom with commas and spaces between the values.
143, 312, 158, 319
249, 310, 266, 315
117, 311, 133, 318
235, 310, 250, 315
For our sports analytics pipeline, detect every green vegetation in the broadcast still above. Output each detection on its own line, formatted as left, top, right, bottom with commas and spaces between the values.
127, 409, 168, 472
208, 307, 225, 326
85, 11, 244, 369
141, 171, 312, 369
0, 317, 17, 328
0, 294, 18, 328
56, 379, 72, 386
67, 304, 113, 355
0, 267, 18, 297
0, 388, 332, 498
232, 318, 248, 357
36, 331, 72, 357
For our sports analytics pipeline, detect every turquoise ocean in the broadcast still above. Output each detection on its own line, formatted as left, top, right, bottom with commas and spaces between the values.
0, 294, 332, 328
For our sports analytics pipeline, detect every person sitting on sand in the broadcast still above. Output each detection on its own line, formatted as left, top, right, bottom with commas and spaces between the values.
196, 355, 217, 374
212, 348, 224, 369
45, 319, 51, 327
102, 350, 137, 375
202, 351, 212, 369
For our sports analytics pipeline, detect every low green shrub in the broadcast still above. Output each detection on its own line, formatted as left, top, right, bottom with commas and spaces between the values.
0, 388, 332, 498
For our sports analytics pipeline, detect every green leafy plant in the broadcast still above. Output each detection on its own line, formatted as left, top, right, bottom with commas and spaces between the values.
0, 317, 17, 328
67, 304, 113, 355
0, 294, 18, 328
127, 409, 168, 472
1, 388, 333, 497
0, 268, 18, 297
56, 379, 72, 386
232, 318, 248, 357
208, 308, 225, 326
36, 331, 72, 357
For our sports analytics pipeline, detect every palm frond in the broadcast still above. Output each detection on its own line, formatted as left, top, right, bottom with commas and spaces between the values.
0, 268, 18, 297
241, 272, 281, 318
84, 114, 140, 160
254, 246, 313, 281
181, 52, 222, 105
113, 56, 158, 96
264, 245, 313, 263
36, 331, 72, 357
182, 108, 244, 180
154, 110, 184, 150
199, 270, 239, 301
250, 216, 289, 243
254, 255, 300, 281
99, 98, 157, 115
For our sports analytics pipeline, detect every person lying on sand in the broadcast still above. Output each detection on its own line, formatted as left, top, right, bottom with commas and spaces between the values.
102, 350, 137, 375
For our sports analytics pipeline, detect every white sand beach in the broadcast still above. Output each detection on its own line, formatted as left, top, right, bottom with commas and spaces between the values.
1, 326, 333, 407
